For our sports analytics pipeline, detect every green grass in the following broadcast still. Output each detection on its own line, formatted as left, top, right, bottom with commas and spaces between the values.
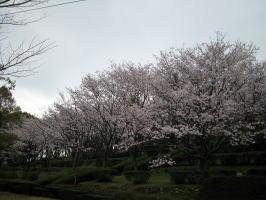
0, 192, 57, 200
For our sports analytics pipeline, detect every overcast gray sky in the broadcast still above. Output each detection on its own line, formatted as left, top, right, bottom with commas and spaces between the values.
6, 0, 266, 116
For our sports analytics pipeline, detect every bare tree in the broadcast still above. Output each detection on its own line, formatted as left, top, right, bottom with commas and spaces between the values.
0, 0, 49, 25
0, 38, 52, 85
0, 0, 52, 85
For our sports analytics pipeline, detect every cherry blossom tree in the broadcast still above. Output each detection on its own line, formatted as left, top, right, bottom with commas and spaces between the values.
13, 116, 47, 171
45, 94, 94, 166
40, 95, 97, 184
108, 63, 155, 169
70, 69, 126, 168
152, 35, 266, 177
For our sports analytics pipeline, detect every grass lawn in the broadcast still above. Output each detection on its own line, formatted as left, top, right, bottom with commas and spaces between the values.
0, 192, 57, 200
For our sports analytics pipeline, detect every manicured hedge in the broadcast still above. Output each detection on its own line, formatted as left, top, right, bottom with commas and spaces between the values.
198, 176, 266, 200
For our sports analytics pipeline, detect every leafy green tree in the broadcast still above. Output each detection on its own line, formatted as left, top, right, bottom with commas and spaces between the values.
0, 86, 20, 150
0, 85, 30, 165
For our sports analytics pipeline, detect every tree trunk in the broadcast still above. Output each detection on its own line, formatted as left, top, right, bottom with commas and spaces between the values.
72, 149, 80, 185
103, 148, 108, 168
199, 158, 210, 180
130, 146, 138, 171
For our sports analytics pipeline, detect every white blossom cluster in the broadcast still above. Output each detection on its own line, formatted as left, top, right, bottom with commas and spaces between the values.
149, 155, 176, 168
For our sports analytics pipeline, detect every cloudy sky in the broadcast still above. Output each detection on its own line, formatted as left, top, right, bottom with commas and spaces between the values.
5, 0, 266, 116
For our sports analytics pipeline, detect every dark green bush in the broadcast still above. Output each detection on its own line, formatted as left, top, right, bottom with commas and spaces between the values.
198, 176, 266, 200
124, 170, 151, 184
